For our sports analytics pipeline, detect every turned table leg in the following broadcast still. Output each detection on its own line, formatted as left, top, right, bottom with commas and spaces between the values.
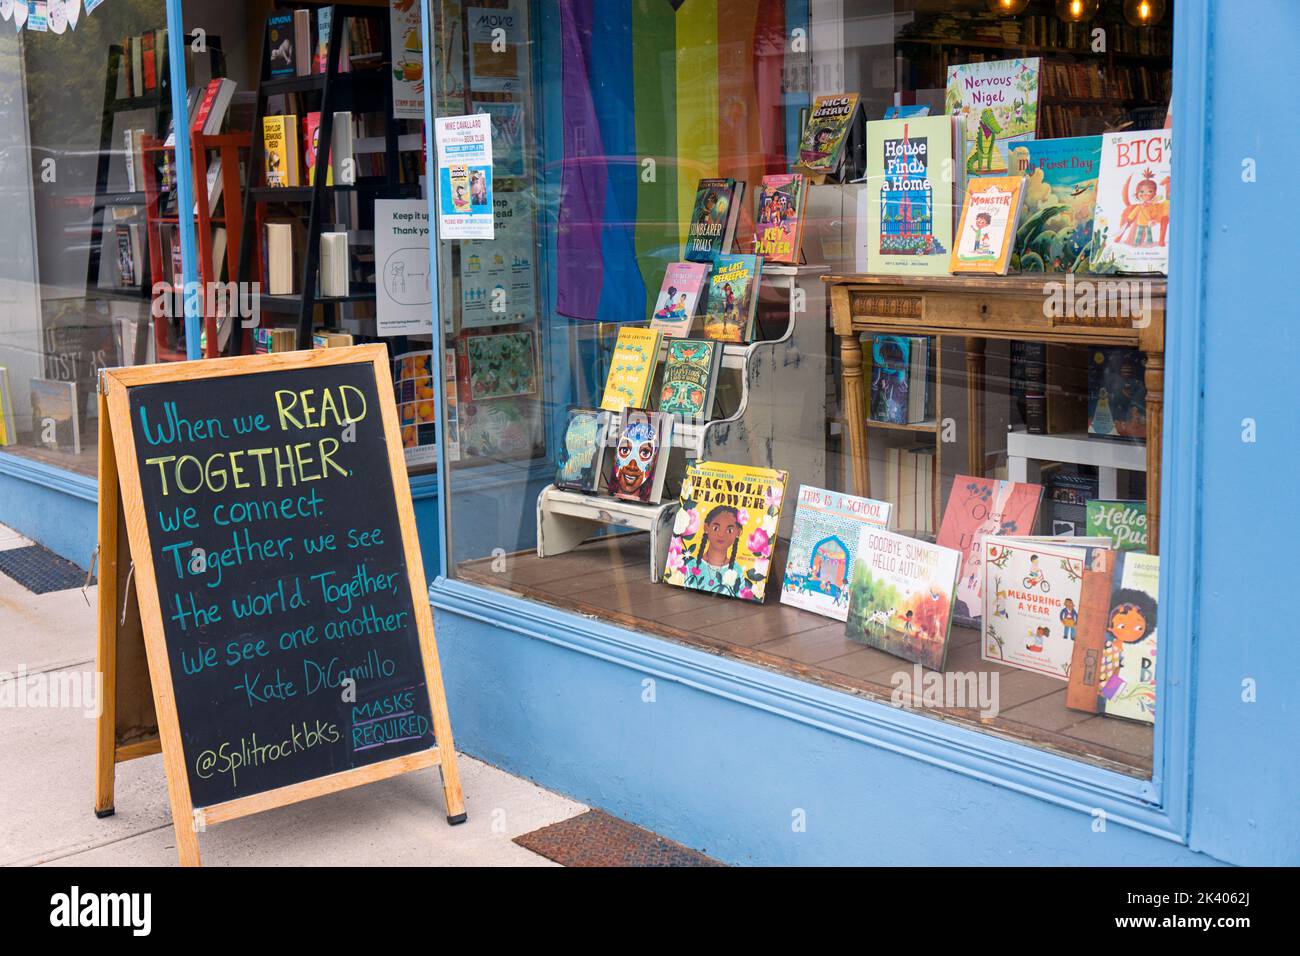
965, 336, 986, 478
841, 329, 871, 498
1144, 350, 1163, 554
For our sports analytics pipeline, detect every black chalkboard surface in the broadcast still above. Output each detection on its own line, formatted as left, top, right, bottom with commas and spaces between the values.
98, 348, 464, 865
127, 361, 436, 807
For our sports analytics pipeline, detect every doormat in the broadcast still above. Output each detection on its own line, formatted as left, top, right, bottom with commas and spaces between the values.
0, 545, 92, 595
514, 810, 724, 867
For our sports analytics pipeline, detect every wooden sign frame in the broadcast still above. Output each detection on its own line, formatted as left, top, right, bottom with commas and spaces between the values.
95, 346, 465, 866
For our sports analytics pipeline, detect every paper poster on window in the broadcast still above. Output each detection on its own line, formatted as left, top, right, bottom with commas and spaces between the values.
472, 100, 525, 179
389, 0, 424, 119
459, 191, 536, 329
375, 199, 435, 336
467, 5, 524, 93
26, 1, 48, 31
435, 113, 494, 240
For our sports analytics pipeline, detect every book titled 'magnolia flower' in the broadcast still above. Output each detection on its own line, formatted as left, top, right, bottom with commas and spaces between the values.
662, 461, 788, 603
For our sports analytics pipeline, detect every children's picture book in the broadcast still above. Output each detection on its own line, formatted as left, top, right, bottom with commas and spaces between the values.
869, 334, 910, 424
866, 116, 956, 276
752, 173, 806, 264
465, 330, 537, 400
600, 326, 662, 413
262, 115, 299, 187
1088, 347, 1147, 439
844, 527, 962, 670
1067, 550, 1159, 723
0, 367, 15, 446
797, 94, 860, 174
1091, 129, 1172, 274
945, 57, 1040, 176
950, 175, 1026, 275
611, 408, 674, 504
1006, 135, 1100, 272
649, 261, 710, 337
391, 350, 439, 466
780, 485, 893, 621
1086, 500, 1148, 552
657, 338, 722, 421
702, 254, 761, 343
29, 378, 79, 455
884, 104, 930, 119
266, 11, 296, 78
555, 407, 611, 494
684, 178, 744, 263
981, 536, 1094, 679
663, 461, 788, 603
936, 475, 1044, 623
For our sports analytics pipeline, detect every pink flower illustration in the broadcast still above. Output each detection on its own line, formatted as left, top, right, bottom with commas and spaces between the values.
747, 528, 771, 558
739, 587, 756, 601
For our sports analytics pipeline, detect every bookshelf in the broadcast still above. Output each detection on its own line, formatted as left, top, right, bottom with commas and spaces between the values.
140, 132, 253, 359
536, 263, 830, 576
895, 1, 1172, 138
85, 42, 170, 309
232, 3, 422, 354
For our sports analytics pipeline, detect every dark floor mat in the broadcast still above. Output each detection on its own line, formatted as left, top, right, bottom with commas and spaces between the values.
514, 810, 724, 867
0, 545, 92, 594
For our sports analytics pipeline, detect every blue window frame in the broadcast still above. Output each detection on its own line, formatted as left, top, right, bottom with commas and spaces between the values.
155, 0, 1205, 842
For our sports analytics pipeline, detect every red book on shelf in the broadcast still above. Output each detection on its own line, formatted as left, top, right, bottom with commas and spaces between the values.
191, 79, 220, 134
142, 32, 157, 91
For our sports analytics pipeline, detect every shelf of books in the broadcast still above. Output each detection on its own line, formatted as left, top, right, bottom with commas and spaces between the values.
539, 171, 828, 569
234, 3, 422, 355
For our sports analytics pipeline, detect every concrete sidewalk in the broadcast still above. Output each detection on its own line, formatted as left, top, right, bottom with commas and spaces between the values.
0, 524, 587, 867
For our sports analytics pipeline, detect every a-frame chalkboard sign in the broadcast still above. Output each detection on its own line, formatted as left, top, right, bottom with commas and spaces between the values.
94, 346, 465, 866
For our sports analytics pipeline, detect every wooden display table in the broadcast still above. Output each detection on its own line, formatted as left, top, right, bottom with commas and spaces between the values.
825, 273, 1165, 552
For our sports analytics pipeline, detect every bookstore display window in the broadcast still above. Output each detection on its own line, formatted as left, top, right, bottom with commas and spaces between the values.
206, 0, 435, 477
437, 0, 1175, 777
0, 1, 181, 477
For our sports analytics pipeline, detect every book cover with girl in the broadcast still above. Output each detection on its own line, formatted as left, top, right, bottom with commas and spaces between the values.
1067, 550, 1158, 724
663, 461, 788, 603
649, 262, 710, 337
1091, 129, 1172, 274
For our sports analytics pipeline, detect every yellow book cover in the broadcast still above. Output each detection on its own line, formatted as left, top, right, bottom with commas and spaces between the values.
0, 367, 13, 446
600, 326, 662, 412
262, 115, 297, 187
950, 175, 1025, 275
663, 461, 789, 603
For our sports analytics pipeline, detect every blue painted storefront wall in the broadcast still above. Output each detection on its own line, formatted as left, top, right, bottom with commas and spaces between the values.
1184, 0, 1300, 867
423, 0, 1298, 866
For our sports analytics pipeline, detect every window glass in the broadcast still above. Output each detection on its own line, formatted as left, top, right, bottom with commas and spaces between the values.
435, 0, 1175, 777
0, 1, 176, 476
